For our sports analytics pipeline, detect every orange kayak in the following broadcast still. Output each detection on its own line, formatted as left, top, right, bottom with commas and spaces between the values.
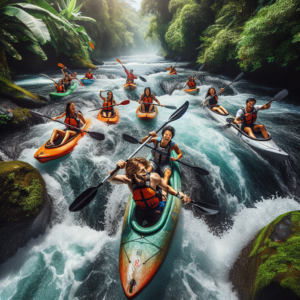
97, 108, 119, 124
168, 71, 177, 75
34, 119, 91, 163
136, 105, 158, 121
124, 82, 137, 91
185, 88, 199, 95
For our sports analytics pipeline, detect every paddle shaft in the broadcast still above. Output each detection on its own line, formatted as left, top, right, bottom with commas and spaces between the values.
139, 102, 171, 108
236, 99, 274, 120
40, 74, 57, 84
90, 104, 118, 111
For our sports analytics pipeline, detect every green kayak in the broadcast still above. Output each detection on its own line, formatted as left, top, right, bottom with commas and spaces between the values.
119, 151, 182, 299
49, 83, 77, 100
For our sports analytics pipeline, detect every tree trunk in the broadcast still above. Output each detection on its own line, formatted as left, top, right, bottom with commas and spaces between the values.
0, 46, 12, 81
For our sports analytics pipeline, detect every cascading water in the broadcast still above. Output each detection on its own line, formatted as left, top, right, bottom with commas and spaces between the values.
0, 55, 300, 300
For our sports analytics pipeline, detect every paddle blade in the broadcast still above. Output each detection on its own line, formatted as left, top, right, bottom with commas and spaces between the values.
116, 58, 121, 64
138, 76, 146, 82
198, 64, 205, 72
177, 57, 181, 62
273, 89, 288, 101
190, 201, 219, 215
69, 187, 99, 212
120, 100, 130, 105
233, 72, 244, 83
89, 41, 95, 50
193, 166, 209, 175
168, 101, 189, 122
88, 132, 105, 141
58, 63, 65, 68
226, 118, 235, 124
123, 133, 139, 144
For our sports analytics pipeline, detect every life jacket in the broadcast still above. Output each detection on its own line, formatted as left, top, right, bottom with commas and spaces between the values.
188, 79, 196, 88
241, 107, 257, 124
170, 68, 176, 74
56, 85, 64, 93
132, 172, 162, 210
85, 72, 93, 79
103, 98, 113, 111
64, 111, 81, 129
208, 95, 218, 106
152, 137, 175, 164
143, 95, 153, 107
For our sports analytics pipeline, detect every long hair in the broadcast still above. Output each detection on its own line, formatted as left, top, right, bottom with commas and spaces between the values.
205, 87, 216, 99
65, 101, 74, 117
125, 157, 150, 179
144, 87, 151, 97
107, 91, 114, 101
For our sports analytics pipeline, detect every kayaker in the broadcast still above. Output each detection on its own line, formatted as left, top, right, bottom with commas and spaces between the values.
203, 87, 228, 115
52, 79, 65, 93
61, 69, 71, 91
48, 101, 86, 146
166, 66, 177, 74
234, 98, 272, 139
138, 87, 160, 113
185, 75, 197, 90
99, 90, 118, 118
141, 126, 182, 199
85, 69, 94, 79
107, 157, 190, 214
70, 71, 78, 80
123, 66, 137, 83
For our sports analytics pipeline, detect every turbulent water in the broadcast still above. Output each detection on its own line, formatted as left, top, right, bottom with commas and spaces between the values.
1, 55, 300, 300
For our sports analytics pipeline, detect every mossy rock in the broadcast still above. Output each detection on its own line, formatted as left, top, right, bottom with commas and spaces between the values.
0, 74, 48, 108
230, 210, 300, 300
72, 54, 98, 70
0, 161, 47, 221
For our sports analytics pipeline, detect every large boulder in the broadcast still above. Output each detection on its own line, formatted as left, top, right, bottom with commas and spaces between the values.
0, 161, 52, 264
72, 54, 98, 70
229, 210, 300, 300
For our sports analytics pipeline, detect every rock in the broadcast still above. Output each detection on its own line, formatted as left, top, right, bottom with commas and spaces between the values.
90, 57, 104, 65
0, 161, 52, 264
72, 54, 98, 70
0, 74, 48, 108
229, 211, 300, 300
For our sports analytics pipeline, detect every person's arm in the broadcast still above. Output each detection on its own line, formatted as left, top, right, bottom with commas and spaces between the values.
123, 67, 129, 76
61, 68, 65, 76
99, 91, 106, 101
194, 73, 198, 80
234, 109, 243, 124
133, 74, 137, 79
107, 160, 128, 184
113, 100, 118, 106
152, 173, 191, 203
53, 81, 58, 87
52, 111, 66, 121
78, 113, 86, 125
141, 131, 158, 144
257, 101, 272, 111
152, 94, 160, 105
217, 88, 225, 95
170, 144, 182, 161
138, 93, 144, 104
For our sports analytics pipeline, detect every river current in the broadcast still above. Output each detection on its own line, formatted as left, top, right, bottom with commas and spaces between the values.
0, 55, 300, 300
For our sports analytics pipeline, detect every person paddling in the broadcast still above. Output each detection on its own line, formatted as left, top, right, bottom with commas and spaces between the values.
85, 69, 94, 79
203, 87, 228, 115
52, 79, 65, 93
141, 126, 182, 199
167, 65, 177, 74
99, 90, 118, 118
61, 68, 71, 91
138, 87, 160, 113
70, 71, 78, 80
234, 98, 272, 139
48, 101, 86, 146
108, 157, 190, 215
185, 75, 197, 90
123, 66, 137, 84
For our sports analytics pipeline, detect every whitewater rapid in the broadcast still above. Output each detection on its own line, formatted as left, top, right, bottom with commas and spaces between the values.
0, 55, 300, 300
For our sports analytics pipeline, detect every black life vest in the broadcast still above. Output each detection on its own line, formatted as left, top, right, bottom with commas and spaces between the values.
209, 95, 218, 106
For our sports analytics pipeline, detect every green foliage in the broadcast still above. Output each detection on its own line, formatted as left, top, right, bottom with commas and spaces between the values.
0, 113, 11, 124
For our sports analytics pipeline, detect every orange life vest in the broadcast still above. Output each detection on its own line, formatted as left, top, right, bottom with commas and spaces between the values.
103, 99, 113, 111
242, 107, 257, 124
85, 72, 93, 79
188, 80, 196, 88
132, 173, 162, 210
143, 95, 153, 107
64, 111, 81, 129
56, 85, 64, 93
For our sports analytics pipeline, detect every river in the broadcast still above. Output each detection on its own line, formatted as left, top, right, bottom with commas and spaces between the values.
0, 55, 300, 300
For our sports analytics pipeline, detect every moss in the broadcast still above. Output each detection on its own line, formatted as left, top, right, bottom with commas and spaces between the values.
281, 277, 300, 297
11, 107, 33, 125
72, 54, 97, 70
0, 161, 46, 221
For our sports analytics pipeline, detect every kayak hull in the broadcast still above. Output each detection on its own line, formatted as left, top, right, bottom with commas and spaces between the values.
97, 108, 120, 124
119, 152, 181, 299
124, 83, 137, 91
203, 104, 289, 161
185, 88, 199, 95
81, 79, 96, 85
168, 71, 177, 75
34, 119, 91, 163
49, 83, 77, 100
136, 105, 158, 121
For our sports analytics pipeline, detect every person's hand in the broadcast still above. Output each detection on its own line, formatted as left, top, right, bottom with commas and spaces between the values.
52, 117, 56, 121
170, 157, 177, 162
221, 88, 224, 91
180, 192, 191, 203
116, 160, 127, 169
149, 131, 158, 137
203, 100, 206, 104
138, 100, 142, 104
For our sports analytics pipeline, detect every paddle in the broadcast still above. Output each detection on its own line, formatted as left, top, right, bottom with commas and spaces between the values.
181, 64, 205, 91
122, 134, 209, 175
173, 57, 181, 68
189, 201, 219, 215
40, 73, 57, 84
58, 63, 84, 87
200, 72, 244, 107
116, 58, 147, 82
29, 111, 105, 141
69, 101, 189, 212
89, 100, 130, 112
130, 99, 177, 109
